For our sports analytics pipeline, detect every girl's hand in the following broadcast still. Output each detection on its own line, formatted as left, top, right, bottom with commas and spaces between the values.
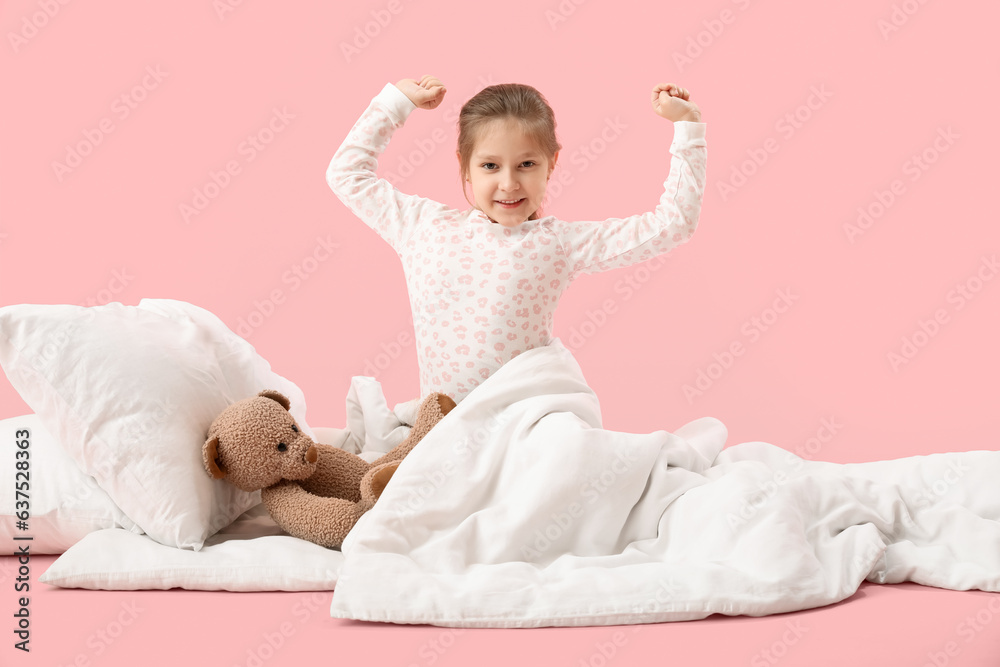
395, 75, 447, 110
651, 83, 702, 122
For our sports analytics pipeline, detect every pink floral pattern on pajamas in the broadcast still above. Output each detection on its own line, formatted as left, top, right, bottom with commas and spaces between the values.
327, 82, 707, 405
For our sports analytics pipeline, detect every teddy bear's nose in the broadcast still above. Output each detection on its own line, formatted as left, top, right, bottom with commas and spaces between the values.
304, 446, 318, 464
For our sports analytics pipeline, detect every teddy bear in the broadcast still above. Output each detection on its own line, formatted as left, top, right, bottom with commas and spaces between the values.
202, 389, 456, 549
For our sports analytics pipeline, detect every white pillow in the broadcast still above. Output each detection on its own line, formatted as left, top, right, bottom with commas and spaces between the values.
0, 298, 314, 551
39, 504, 343, 591
1, 414, 134, 554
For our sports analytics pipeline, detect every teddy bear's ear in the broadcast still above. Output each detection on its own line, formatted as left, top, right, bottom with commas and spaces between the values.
257, 390, 290, 411
203, 436, 227, 480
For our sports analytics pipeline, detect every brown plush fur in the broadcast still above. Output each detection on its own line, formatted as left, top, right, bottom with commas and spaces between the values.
203, 390, 456, 549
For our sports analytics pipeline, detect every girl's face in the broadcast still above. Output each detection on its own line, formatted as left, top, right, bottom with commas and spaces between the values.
463, 118, 558, 227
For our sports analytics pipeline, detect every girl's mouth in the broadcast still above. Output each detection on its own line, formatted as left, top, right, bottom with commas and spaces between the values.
496, 198, 524, 209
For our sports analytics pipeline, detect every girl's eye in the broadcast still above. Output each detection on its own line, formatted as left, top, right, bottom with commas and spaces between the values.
482, 161, 535, 170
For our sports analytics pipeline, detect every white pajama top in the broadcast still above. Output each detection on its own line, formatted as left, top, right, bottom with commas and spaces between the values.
327, 82, 707, 404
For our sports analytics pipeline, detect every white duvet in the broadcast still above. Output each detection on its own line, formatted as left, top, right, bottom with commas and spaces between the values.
330, 338, 1000, 628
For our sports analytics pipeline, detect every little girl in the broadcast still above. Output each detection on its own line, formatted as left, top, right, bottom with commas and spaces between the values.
327, 75, 706, 405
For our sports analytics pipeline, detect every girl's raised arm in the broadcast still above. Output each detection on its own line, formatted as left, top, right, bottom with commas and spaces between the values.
552, 84, 705, 280
325, 81, 451, 253
553, 120, 707, 281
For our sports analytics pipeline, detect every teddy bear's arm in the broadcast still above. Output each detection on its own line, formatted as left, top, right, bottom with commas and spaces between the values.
370, 393, 456, 468
263, 481, 373, 550
296, 443, 370, 502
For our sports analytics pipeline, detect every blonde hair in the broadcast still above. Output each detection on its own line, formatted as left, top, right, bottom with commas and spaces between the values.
457, 83, 562, 221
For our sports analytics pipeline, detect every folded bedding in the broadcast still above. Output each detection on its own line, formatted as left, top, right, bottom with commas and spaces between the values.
329, 338, 1000, 628
0, 299, 314, 551
39, 504, 345, 592
31, 375, 426, 591
1, 414, 132, 554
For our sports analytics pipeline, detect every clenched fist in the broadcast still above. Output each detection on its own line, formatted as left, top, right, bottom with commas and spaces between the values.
651, 83, 702, 122
395, 75, 447, 110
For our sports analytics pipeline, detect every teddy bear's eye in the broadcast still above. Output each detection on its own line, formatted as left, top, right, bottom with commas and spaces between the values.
291, 424, 298, 432
277, 442, 288, 452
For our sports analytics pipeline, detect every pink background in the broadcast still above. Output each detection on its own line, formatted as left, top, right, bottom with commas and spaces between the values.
2, 0, 999, 664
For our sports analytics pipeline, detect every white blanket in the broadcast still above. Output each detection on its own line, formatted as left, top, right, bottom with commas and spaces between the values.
330, 338, 1000, 627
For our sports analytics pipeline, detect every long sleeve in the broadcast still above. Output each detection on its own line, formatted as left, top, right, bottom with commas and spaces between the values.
553, 121, 707, 280
326, 82, 452, 252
